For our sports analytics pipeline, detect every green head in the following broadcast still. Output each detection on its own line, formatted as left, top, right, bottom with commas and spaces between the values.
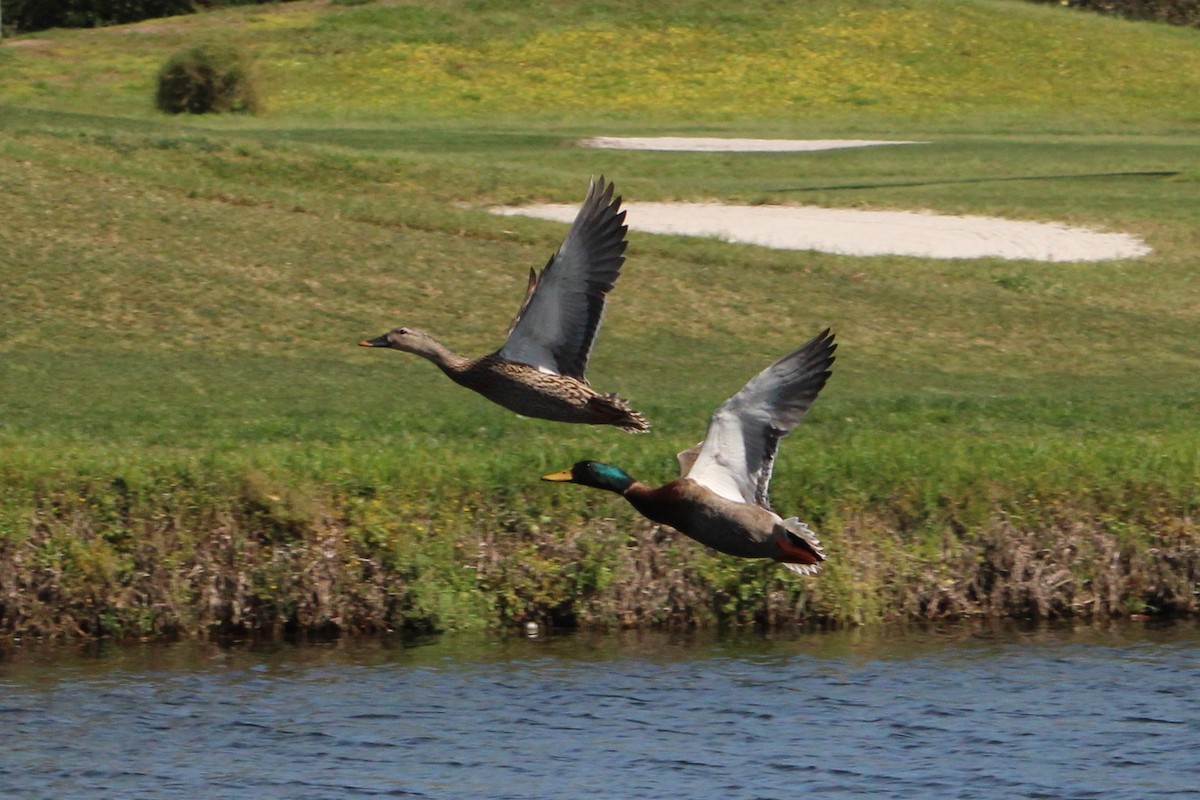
542, 461, 634, 494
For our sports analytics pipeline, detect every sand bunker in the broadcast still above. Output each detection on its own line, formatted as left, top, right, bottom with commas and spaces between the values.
531, 137, 1146, 260
492, 202, 1149, 262
580, 137, 921, 152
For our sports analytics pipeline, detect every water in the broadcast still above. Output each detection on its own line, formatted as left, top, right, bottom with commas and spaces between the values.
2, 623, 1197, 799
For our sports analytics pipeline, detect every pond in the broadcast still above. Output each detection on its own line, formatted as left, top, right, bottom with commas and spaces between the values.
2, 622, 1197, 799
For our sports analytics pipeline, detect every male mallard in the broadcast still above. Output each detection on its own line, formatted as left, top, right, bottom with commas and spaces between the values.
543, 329, 836, 573
360, 177, 648, 433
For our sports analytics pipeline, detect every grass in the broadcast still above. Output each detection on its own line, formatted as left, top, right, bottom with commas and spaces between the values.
1, 0, 1198, 636
4, 0, 1200, 131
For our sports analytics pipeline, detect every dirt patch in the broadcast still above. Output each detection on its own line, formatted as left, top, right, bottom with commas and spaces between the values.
2, 38, 55, 50
580, 137, 922, 152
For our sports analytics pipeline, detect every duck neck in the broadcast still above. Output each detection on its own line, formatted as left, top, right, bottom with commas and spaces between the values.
413, 337, 471, 376
623, 481, 687, 531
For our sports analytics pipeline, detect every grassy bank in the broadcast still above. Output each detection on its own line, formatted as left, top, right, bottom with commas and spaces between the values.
3, 447, 1198, 637
2, 0, 1198, 637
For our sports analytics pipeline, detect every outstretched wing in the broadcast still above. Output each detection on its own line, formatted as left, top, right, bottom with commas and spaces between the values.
683, 329, 836, 507
498, 176, 628, 379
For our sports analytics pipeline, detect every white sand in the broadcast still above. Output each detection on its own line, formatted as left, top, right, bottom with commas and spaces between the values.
580, 137, 922, 152
491, 202, 1149, 262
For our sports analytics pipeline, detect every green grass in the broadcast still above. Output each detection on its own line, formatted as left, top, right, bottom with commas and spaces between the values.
1, 0, 1198, 635
3, 0, 1200, 131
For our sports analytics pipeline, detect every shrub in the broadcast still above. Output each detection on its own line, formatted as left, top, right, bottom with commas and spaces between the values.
154, 43, 261, 115
1, 0, 306, 33
1030, 0, 1200, 27
2, 0, 194, 32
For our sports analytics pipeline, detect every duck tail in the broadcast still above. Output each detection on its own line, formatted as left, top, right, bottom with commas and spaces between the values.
617, 408, 651, 434
592, 392, 651, 433
776, 518, 826, 576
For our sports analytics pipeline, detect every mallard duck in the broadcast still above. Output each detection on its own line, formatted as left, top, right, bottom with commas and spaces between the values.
360, 177, 648, 433
543, 329, 836, 574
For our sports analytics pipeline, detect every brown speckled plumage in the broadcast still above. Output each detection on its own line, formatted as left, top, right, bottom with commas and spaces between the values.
442, 350, 648, 432
543, 330, 836, 574
360, 177, 648, 433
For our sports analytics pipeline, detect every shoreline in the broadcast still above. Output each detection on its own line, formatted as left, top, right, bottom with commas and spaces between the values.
3, 482, 1195, 640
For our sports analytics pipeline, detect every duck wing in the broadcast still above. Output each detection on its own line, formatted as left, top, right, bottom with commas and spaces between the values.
683, 329, 836, 507
498, 176, 628, 379
676, 443, 703, 476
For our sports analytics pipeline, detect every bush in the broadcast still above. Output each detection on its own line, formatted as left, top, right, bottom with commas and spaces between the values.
1, 0, 194, 32
154, 43, 261, 115
1031, 0, 1200, 27
0, 0, 306, 33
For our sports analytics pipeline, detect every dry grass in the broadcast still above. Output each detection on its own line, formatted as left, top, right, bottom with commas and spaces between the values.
4, 491, 1195, 638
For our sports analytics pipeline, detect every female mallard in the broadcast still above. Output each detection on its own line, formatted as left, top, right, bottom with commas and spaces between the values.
360, 177, 649, 433
543, 329, 836, 574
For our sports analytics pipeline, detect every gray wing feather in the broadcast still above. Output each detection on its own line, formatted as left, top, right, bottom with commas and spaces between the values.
505, 268, 539, 338
683, 329, 836, 507
498, 176, 628, 379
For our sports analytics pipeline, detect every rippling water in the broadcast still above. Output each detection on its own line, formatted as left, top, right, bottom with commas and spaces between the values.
2, 623, 1197, 799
